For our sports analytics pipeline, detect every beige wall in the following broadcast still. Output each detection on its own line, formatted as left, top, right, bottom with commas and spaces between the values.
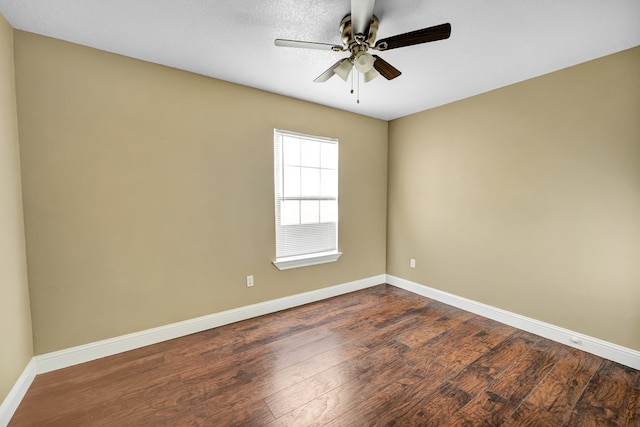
14, 31, 388, 354
0, 16, 33, 401
388, 46, 640, 351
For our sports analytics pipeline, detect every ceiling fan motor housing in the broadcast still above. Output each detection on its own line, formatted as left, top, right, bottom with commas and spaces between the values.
340, 14, 379, 50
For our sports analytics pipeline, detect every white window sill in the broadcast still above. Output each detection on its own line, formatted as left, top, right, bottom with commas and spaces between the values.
273, 251, 342, 271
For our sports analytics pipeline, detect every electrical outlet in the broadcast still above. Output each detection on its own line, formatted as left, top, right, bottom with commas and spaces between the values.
410, 258, 416, 268
246, 275, 254, 287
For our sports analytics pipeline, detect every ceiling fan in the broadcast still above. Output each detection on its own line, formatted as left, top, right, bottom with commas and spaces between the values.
274, 0, 451, 83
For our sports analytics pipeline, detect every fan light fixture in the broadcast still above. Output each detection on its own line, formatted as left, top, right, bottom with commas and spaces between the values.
354, 51, 375, 73
333, 60, 353, 81
363, 68, 379, 82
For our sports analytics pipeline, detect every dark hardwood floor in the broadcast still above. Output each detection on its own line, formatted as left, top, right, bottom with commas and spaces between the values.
10, 284, 640, 426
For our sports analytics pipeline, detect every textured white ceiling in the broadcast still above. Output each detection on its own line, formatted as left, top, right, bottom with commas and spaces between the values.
1, 0, 639, 120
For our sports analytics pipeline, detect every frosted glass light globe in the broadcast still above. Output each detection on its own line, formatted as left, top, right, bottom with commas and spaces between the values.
354, 52, 375, 73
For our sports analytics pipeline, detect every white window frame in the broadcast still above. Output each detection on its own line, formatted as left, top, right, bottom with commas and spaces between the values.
273, 129, 342, 270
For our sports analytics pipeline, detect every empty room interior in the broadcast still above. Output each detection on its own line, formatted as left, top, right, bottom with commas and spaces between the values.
1, 0, 640, 425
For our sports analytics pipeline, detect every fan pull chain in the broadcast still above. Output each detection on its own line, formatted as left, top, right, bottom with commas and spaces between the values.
356, 72, 360, 104
350, 69, 354, 94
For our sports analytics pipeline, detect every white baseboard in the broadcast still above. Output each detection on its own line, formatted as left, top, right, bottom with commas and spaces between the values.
35, 274, 386, 374
386, 274, 640, 371
0, 358, 36, 426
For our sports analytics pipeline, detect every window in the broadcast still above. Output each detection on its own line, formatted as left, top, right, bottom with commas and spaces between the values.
273, 129, 341, 270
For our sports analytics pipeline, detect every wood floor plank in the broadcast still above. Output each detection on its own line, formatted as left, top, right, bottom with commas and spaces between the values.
399, 316, 490, 376
183, 341, 370, 413
10, 354, 177, 426
486, 344, 564, 405
567, 360, 640, 426
264, 342, 404, 418
265, 358, 417, 427
335, 358, 454, 426
503, 347, 603, 426
443, 390, 515, 426
630, 375, 640, 426
447, 330, 536, 397
394, 381, 473, 425
9, 284, 640, 426
429, 317, 517, 373
322, 364, 430, 427
393, 302, 474, 350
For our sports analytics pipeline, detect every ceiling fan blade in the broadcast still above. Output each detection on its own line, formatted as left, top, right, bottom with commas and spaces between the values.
372, 55, 401, 80
313, 59, 347, 83
351, 0, 376, 36
375, 23, 451, 51
275, 39, 343, 51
